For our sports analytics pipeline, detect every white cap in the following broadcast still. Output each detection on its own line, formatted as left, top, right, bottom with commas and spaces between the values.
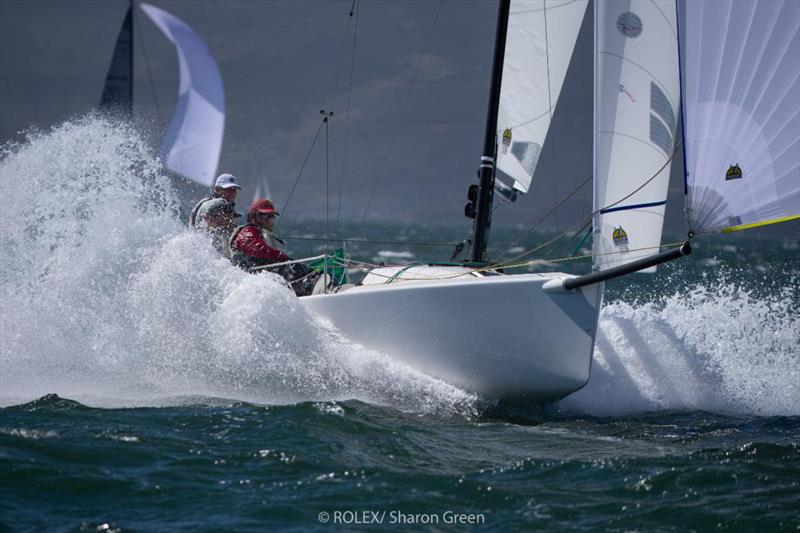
214, 173, 241, 189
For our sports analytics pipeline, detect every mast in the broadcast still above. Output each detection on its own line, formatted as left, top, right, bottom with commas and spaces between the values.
468, 0, 511, 263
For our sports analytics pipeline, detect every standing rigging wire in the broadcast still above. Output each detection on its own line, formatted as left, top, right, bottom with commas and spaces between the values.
281, 3, 358, 234
280, 119, 325, 218
321, 111, 334, 244
495, 140, 683, 266
359, 0, 445, 224
327, 118, 341, 239
323, 1, 359, 239
542, 0, 561, 234
337, 0, 361, 233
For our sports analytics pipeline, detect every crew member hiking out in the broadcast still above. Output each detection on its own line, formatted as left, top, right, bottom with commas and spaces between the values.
230, 198, 321, 296
190, 173, 242, 228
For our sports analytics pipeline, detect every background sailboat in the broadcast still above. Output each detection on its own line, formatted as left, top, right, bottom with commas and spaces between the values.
100, 2, 225, 188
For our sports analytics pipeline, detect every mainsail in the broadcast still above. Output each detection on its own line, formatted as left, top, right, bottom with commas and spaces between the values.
495, 0, 588, 194
680, 0, 800, 234
140, 3, 225, 187
593, 0, 680, 272
100, 7, 133, 116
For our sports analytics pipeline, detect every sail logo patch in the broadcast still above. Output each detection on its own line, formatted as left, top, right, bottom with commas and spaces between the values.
612, 226, 629, 246
617, 12, 643, 38
502, 128, 512, 154
726, 164, 743, 180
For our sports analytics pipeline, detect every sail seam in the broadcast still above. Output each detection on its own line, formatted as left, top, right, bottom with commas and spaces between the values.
596, 130, 670, 160
648, 0, 677, 38
510, 0, 582, 16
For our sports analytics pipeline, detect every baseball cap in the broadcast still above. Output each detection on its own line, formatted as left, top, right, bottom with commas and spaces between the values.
249, 198, 280, 216
214, 173, 241, 190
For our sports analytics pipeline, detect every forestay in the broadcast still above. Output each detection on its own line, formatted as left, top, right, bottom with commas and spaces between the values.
680, 0, 800, 234
593, 0, 679, 272
496, 0, 588, 194
141, 3, 225, 187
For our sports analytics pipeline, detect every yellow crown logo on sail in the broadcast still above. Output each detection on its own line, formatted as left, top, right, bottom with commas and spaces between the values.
502, 128, 512, 145
612, 226, 629, 246
725, 163, 743, 180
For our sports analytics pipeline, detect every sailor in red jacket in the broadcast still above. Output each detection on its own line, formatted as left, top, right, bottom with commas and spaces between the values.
229, 199, 288, 266
230, 199, 290, 268
230, 199, 318, 295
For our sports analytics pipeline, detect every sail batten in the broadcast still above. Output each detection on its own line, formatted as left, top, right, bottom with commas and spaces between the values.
680, 0, 800, 234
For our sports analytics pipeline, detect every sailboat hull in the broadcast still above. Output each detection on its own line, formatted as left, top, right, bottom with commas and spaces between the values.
300, 270, 603, 400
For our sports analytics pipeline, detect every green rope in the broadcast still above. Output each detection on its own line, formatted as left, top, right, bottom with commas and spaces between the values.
571, 225, 593, 257
384, 264, 419, 284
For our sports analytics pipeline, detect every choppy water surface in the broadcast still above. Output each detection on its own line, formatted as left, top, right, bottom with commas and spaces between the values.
1, 117, 798, 531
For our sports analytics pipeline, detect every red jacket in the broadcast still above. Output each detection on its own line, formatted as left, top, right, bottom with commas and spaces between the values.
232, 225, 289, 263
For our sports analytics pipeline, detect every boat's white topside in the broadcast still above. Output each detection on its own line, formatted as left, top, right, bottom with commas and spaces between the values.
300, 265, 603, 400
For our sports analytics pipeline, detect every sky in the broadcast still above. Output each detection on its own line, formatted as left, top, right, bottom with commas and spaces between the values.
0, 0, 796, 238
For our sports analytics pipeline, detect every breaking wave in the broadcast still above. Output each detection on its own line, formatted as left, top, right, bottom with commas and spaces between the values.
0, 115, 475, 415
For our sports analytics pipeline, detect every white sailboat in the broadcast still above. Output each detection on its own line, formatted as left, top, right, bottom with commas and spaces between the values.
299, 0, 799, 401
102, 1, 796, 401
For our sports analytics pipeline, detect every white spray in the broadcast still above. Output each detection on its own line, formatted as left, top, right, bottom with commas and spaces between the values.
0, 116, 475, 415
560, 276, 799, 416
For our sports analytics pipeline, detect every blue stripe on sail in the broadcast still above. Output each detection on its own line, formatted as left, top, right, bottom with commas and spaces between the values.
600, 200, 667, 214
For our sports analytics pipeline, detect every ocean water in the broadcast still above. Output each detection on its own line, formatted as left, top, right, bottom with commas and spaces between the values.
1, 116, 798, 531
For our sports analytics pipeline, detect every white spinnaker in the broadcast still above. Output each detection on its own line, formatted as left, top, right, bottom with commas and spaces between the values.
141, 3, 225, 187
593, 0, 679, 272
680, 0, 800, 234
496, 0, 588, 193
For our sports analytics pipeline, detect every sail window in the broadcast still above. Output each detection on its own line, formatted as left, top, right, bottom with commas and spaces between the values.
649, 113, 674, 156
650, 82, 676, 131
